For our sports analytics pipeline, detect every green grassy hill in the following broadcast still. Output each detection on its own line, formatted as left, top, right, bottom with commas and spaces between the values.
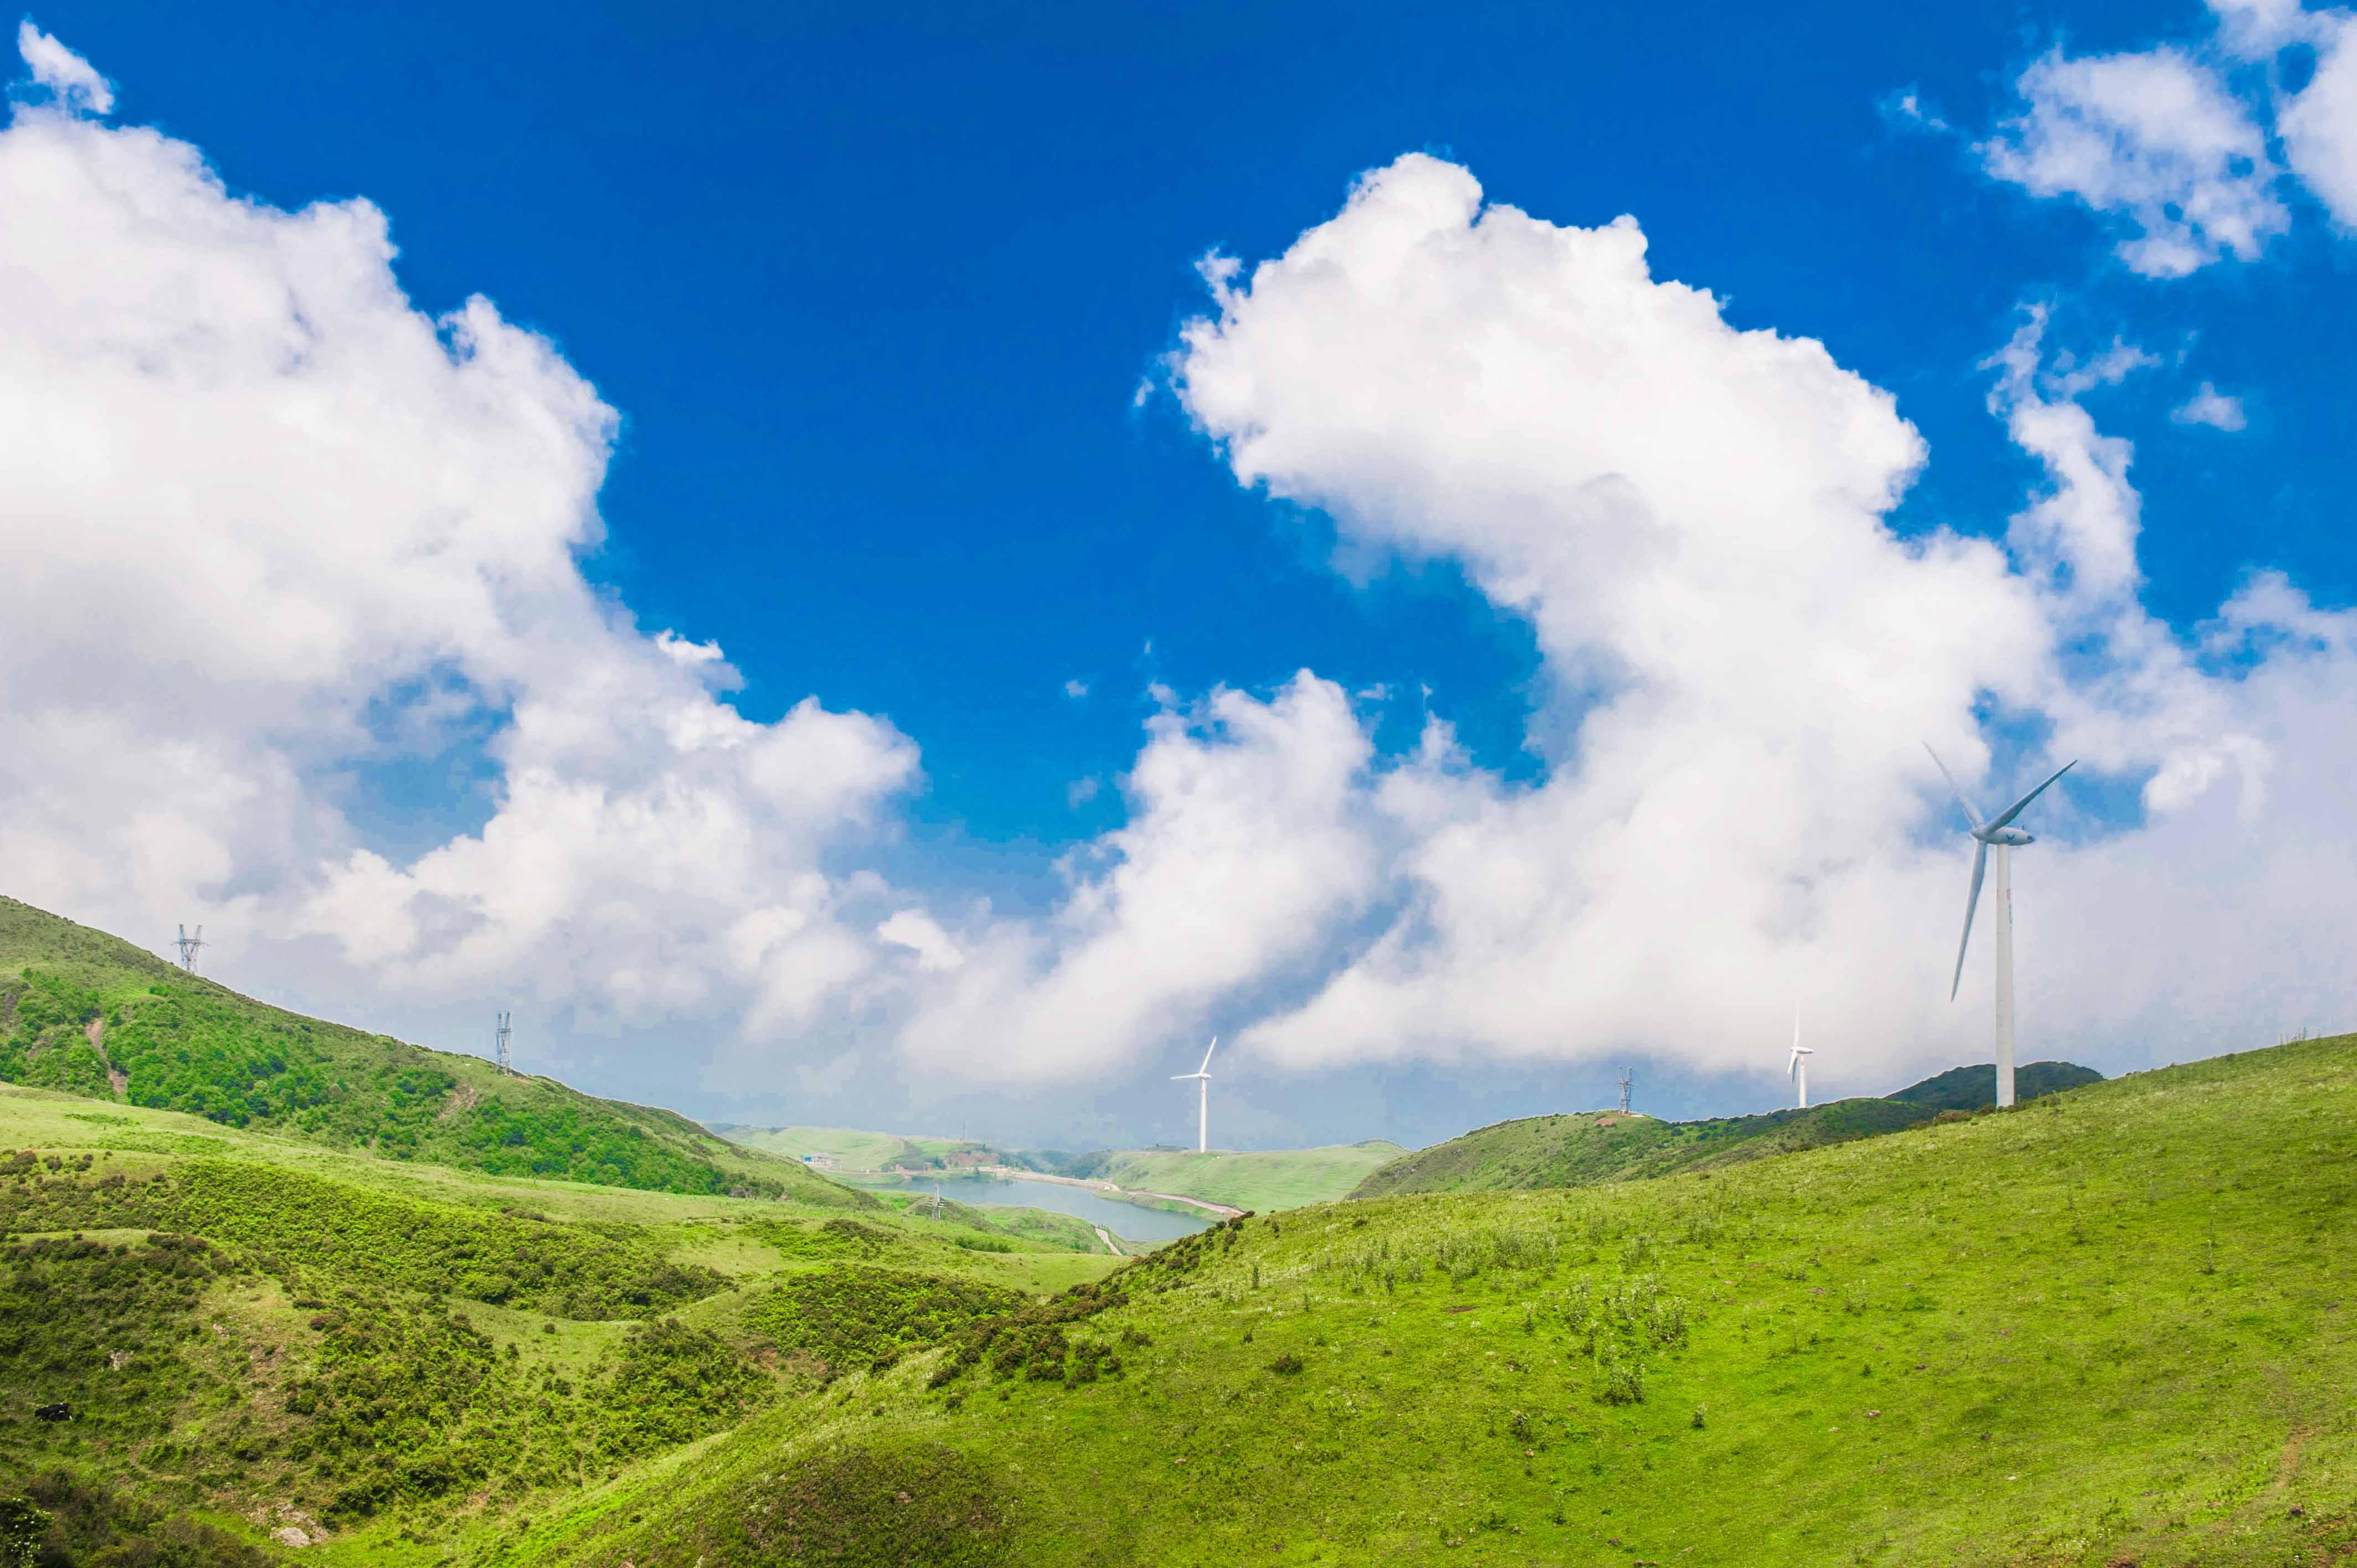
1075, 1142, 1412, 1212
1352, 1061, 2100, 1199
0, 897, 843, 1202
0, 1082, 1119, 1566
6, 1035, 2354, 1565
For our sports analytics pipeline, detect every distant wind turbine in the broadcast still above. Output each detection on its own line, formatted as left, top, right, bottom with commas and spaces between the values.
1788, 1008, 1813, 1110
1171, 1038, 1217, 1154
1925, 744, 2077, 1110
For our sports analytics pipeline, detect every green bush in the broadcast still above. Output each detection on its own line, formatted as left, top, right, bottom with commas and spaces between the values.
594, 1317, 770, 1461
1, 1163, 725, 1320
712, 1441, 1011, 1567
747, 1266, 1022, 1374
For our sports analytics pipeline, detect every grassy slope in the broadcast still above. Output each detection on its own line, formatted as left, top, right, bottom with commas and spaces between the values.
1089, 1142, 1413, 1212
0, 1083, 1122, 1565
1353, 1061, 2099, 1199
0, 896, 840, 1203
507, 1035, 2357, 1568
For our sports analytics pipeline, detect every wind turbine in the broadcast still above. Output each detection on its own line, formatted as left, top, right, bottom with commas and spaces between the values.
1788, 1008, 1813, 1110
1171, 1038, 1217, 1154
1925, 744, 2077, 1110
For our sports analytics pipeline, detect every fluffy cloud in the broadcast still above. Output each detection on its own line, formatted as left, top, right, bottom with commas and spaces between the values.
1127, 153, 2346, 1088
2277, 11, 2357, 225
14, 21, 111, 115
0, 34, 918, 1047
1974, 1, 2357, 259
2172, 382, 2249, 430
13, 26, 2356, 1115
891, 674, 1381, 1080
1980, 45, 2286, 276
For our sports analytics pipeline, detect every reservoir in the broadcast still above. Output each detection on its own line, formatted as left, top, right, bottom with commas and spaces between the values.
844, 1174, 1216, 1243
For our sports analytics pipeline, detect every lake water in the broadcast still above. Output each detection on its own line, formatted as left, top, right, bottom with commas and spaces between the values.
846, 1174, 1214, 1242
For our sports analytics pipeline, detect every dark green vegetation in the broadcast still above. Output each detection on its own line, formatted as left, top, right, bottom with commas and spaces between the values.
0, 1083, 1118, 1567
1351, 1059, 2102, 1198
1890, 1060, 2104, 1113
0, 898, 844, 1201
747, 1266, 1025, 1374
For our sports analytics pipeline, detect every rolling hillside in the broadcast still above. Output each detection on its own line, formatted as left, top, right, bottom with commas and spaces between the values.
0, 896, 846, 1202
4, 1035, 2350, 1565
1351, 1060, 2101, 1199
0, 1081, 1120, 1565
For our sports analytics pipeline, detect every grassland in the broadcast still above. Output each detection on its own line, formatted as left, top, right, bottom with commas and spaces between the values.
0, 898, 838, 1203
1353, 1061, 2101, 1199
498, 1035, 2357, 1568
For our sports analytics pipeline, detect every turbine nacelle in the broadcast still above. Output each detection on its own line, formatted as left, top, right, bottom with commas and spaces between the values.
1977, 826, 2034, 846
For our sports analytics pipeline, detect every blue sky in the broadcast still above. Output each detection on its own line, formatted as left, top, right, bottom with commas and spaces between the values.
8, 0, 2357, 1148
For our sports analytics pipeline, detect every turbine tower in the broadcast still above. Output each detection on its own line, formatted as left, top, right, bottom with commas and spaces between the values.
1171, 1038, 1217, 1153
1788, 1009, 1813, 1110
1926, 744, 2077, 1110
173, 924, 204, 974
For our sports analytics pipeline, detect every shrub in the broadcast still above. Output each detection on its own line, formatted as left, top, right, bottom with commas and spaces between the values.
1270, 1353, 1305, 1376
1594, 1339, 1645, 1405
717, 1441, 1011, 1567
748, 1266, 1023, 1376
594, 1317, 771, 1461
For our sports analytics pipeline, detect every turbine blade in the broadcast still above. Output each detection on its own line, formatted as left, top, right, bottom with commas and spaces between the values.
1198, 1036, 1218, 1075
1985, 759, 2078, 832
1923, 742, 1986, 832
1950, 839, 1988, 1001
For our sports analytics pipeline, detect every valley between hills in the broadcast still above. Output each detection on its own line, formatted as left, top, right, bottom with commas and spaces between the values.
4, 895, 2354, 1566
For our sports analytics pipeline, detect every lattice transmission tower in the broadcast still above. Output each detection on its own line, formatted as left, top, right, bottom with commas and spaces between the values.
495, 1012, 513, 1076
173, 924, 204, 974
1616, 1067, 1634, 1116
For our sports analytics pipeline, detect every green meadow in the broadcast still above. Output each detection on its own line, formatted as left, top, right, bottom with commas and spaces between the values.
9, 1029, 2357, 1565
7, 898, 2356, 1567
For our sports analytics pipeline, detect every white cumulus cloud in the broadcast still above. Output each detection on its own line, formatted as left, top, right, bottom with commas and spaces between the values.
1970, 2, 2357, 257
1980, 46, 2286, 276
16, 21, 112, 116
0, 40, 919, 1058
1103, 152, 2355, 1091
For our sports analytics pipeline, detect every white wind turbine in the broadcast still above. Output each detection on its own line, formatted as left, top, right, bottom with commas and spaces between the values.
1171, 1038, 1217, 1154
1925, 744, 2077, 1110
1788, 1008, 1813, 1110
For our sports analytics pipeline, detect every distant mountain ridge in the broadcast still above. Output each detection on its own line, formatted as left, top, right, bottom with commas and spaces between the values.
1349, 1059, 2103, 1199
0, 895, 854, 1202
